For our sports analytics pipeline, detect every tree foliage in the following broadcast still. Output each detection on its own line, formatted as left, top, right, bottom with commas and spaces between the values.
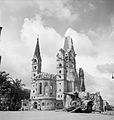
0, 71, 30, 111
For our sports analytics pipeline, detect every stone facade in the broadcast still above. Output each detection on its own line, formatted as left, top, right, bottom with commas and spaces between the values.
30, 36, 56, 110
30, 35, 86, 110
56, 36, 85, 105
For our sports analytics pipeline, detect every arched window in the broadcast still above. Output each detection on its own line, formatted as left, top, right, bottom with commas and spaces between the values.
34, 59, 37, 63
42, 102, 45, 106
59, 70, 61, 73
39, 83, 42, 94
59, 75, 61, 78
50, 82, 53, 95
33, 102, 37, 109
34, 66, 37, 70
59, 63, 62, 67
44, 82, 48, 95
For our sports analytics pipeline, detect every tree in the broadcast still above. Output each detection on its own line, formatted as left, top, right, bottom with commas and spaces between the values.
0, 71, 30, 111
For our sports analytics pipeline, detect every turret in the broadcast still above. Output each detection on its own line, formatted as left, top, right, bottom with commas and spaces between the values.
79, 68, 85, 92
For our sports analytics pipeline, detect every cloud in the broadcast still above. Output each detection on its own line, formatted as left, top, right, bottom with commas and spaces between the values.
64, 27, 114, 104
1, 0, 114, 105
35, 0, 78, 22
5, 14, 63, 85
84, 72, 114, 104
88, 3, 96, 10
87, 28, 114, 58
1, 0, 33, 11
97, 63, 114, 74
65, 28, 97, 56
21, 15, 63, 58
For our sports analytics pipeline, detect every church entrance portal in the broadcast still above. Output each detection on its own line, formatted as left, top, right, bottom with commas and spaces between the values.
33, 102, 37, 109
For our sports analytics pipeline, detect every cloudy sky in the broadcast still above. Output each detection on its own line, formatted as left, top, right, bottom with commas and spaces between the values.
0, 0, 114, 105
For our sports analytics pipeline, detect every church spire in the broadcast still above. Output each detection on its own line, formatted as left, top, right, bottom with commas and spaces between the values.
34, 34, 41, 59
63, 36, 75, 54
64, 36, 72, 51
32, 34, 42, 74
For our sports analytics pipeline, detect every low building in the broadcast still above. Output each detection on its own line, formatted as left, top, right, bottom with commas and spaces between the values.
30, 72, 56, 110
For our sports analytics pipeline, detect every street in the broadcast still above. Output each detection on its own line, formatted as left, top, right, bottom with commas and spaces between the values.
0, 111, 114, 120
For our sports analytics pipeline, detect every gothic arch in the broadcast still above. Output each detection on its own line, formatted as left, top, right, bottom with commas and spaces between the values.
39, 82, 42, 94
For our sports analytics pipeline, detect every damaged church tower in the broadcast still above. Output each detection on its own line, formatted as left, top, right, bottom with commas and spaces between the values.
56, 36, 83, 102
32, 35, 42, 77
29, 34, 86, 110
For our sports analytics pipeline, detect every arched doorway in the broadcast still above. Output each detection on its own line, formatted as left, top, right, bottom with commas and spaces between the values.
33, 102, 37, 109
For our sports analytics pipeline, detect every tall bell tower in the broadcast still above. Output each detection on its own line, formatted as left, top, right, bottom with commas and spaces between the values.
32, 35, 42, 81
56, 48, 67, 100
63, 36, 79, 92
30, 35, 42, 100
56, 36, 80, 101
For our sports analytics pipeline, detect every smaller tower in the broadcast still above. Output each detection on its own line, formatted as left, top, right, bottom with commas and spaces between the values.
79, 68, 85, 92
30, 35, 42, 101
32, 35, 42, 81
56, 48, 67, 101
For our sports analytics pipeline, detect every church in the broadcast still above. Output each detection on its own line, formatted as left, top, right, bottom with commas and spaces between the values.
30, 35, 85, 110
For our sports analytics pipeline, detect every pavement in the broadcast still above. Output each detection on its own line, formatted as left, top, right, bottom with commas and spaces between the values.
0, 111, 114, 120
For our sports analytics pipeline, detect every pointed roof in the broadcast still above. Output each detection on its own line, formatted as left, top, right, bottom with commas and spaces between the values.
63, 36, 75, 52
63, 36, 76, 57
64, 36, 72, 51
34, 35, 41, 59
